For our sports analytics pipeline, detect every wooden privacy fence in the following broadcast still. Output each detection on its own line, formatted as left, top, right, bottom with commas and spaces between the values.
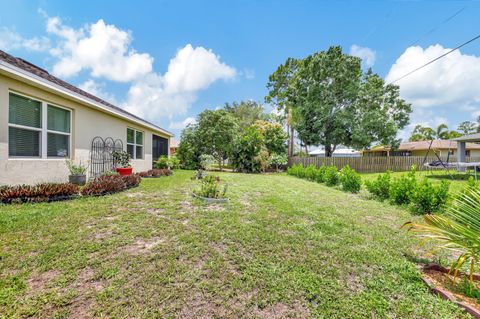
289, 156, 480, 173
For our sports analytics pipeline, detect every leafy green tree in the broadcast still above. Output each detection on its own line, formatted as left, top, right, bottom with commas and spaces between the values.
196, 109, 239, 170
230, 126, 264, 173
224, 101, 268, 129
435, 123, 449, 140
253, 120, 287, 155
265, 58, 300, 158
290, 46, 411, 156
458, 121, 477, 135
176, 125, 200, 169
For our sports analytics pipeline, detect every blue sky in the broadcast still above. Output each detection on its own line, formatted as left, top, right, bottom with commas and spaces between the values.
1, 0, 480, 139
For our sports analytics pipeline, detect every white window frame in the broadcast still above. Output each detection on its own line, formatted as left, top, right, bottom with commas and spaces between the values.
127, 127, 144, 160
8, 91, 72, 159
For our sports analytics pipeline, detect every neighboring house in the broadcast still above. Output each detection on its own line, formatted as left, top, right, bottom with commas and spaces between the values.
0, 50, 173, 185
309, 147, 361, 157
362, 140, 480, 157
170, 138, 179, 156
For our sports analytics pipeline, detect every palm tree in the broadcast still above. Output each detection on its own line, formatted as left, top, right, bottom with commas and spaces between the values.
435, 123, 449, 140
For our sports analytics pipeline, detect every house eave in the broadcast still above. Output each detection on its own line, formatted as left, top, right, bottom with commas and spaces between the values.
0, 60, 174, 137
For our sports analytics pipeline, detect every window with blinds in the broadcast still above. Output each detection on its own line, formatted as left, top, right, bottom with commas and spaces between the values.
127, 128, 144, 159
8, 92, 71, 158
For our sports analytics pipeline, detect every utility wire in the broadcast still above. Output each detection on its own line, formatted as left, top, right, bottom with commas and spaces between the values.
388, 33, 480, 85
408, 6, 466, 47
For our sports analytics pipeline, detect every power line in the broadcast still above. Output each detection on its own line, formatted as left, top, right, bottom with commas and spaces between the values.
408, 6, 466, 47
388, 33, 480, 85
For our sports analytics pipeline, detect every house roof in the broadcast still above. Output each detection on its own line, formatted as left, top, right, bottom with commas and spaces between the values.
0, 50, 173, 137
364, 140, 480, 152
452, 133, 480, 142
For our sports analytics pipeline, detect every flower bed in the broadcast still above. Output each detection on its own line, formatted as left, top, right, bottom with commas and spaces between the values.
1, 174, 142, 204
192, 175, 228, 202
0, 183, 80, 204
138, 169, 173, 178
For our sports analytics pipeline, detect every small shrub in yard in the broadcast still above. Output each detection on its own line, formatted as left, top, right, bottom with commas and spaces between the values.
0, 183, 79, 204
315, 165, 327, 183
389, 167, 417, 206
339, 165, 361, 193
305, 165, 317, 181
411, 178, 449, 214
195, 175, 227, 199
324, 165, 339, 186
138, 169, 173, 178
365, 171, 391, 201
287, 164, 304, 177
122, 174, 142, 189
155, 156, 169, 169
81, 175, 126, 196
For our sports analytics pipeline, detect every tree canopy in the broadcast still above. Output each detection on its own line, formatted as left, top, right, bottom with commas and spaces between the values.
408, 124, 461, 141
266, 46, 412, 156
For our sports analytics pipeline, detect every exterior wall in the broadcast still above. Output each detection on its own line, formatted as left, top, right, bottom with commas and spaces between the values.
0, 74, 170, 185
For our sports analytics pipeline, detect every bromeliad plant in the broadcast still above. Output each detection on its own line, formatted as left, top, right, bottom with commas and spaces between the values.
404, 188, 480, 284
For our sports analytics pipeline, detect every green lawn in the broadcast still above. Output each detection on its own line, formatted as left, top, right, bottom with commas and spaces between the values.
0, 171, 471, 318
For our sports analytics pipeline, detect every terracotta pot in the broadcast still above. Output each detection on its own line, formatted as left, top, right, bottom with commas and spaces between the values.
116, 167, 133, 176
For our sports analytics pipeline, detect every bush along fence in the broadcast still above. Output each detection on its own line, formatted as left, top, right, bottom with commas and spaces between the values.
288, 164, 451, 214
289, 156, 480, 173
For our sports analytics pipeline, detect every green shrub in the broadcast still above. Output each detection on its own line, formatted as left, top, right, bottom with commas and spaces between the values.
389, 167, 417, 205
305, 165, 317, 181
411, 179, 450, 214
315, 165, 327, 183
365, 171, 391, 200
324, 165, 339, 186
195, 175, 227, 199
155, 155, 169, 169
339, 165, 361, 193
167, 156, 181, 169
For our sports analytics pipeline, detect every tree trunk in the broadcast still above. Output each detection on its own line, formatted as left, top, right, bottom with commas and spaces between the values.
288, 125, 294, 158
325, 144, 333, 157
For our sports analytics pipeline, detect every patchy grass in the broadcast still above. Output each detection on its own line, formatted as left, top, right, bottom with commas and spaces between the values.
0, 171, 471, 318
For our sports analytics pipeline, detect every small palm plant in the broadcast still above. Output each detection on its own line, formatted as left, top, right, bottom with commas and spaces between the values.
404, 189, 480, 283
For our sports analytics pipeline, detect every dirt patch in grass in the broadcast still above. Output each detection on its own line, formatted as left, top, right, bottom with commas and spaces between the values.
67, 266, 106, 318
254, 301, 311, 318
27, 269, 60, 292
123, 237, 163, 255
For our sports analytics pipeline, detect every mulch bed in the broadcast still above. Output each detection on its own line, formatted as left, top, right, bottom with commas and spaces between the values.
421, 263, 480, 318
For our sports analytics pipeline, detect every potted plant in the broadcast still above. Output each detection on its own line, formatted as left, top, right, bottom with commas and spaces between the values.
112, 150, 133, 176
65, 159, 88, 185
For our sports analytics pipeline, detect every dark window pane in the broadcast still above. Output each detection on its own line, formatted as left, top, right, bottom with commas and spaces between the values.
9, 93, 42, 128
136, 146, 143, 159
48, 105, 70, 133
127, 128, 134, 144
9, 127, 40, 157
47, 133, 69, 157
127, 144, 134, 158
136, 131, 143, 145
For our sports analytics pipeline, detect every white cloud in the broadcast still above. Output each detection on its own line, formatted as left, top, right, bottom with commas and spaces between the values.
78, 79, 118, 104
169, 116, 197, 130
349, 45, 376, 67
386, 44, 480, 109
0, 29, 50, 52
124, 44, 236, 120
46, 17, 153, 82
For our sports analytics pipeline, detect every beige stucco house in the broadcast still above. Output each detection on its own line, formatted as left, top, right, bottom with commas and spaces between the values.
362, 140, 480, 157
0, 50, 173, 185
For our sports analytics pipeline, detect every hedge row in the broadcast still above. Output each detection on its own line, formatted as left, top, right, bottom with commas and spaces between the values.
287, 164, 361, 193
